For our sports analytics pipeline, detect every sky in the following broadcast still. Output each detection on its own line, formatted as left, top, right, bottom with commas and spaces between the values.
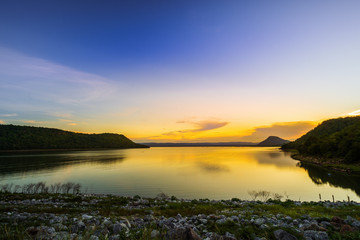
0, 0, 359, 143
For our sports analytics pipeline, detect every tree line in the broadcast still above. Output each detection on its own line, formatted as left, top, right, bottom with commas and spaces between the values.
0, 124, 148, 150
282, 116, 360, 163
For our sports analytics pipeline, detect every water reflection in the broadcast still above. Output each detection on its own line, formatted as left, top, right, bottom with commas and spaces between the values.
298, 162, 360, 196
0, 150, 126, 177
252, 150, 297, 168
196, 161, 230, 173
0, 147, 359, 201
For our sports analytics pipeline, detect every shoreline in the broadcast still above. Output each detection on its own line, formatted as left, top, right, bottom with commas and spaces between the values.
0, 146, 149, 154
1, 192, 360, 239
284, 150, 360, 176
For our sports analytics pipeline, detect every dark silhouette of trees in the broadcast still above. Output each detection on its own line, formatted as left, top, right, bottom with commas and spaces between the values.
0, 124, 148, 150
282, 116, 360, 163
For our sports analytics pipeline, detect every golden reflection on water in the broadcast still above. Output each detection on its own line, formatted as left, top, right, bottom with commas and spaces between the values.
0, 147, 359, 201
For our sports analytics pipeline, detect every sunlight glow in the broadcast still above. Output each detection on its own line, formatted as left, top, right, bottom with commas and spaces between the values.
348, 109, 360, 116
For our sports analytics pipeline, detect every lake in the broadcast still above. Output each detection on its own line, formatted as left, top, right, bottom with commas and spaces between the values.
0, 147, 359, 201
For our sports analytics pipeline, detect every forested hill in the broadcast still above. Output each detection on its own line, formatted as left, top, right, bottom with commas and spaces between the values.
257, 136, 290, 146
282, 116, 360, 163
0, 125, 148, 150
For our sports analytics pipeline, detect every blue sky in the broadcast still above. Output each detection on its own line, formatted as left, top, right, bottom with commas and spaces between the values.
0, 0, 360, 142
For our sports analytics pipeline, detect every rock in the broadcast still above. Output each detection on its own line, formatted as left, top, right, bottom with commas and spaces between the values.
340, 224, 354, 233
53, 223, 68, 231
102, 219, 113, 227
331, 216, 344, 224
165, 227, 201, 240
77, 221, 86, 232
112, 223, 129, 234
345, 216, 356, 225
89, 235, 99, 240
352, 220, 360, 228
303, 230, 329, 240
112, 224, 122, 234
151, 229, 160, 238
54, 231, 70, 240
273, 229, 298, 240
224, 232, 236, 240
260, 224, 269, 230
303, 223, 327, 231
216, 218, 227, 225
109, 235, 120, 240
82, 214, 93, 220
254, 218, 266, 226
199, 219, 208, 224
26, 226, 56, 240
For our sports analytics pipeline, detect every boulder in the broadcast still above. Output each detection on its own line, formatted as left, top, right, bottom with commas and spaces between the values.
274, 229, 298, 240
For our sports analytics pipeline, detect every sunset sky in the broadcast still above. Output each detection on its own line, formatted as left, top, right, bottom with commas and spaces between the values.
0, 0, 359, 143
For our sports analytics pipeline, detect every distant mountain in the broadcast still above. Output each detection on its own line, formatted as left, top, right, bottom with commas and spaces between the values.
282, 116, 360, 163
257, 136, 290, 146
0, 124, 148, 151
143, 142, 256, 147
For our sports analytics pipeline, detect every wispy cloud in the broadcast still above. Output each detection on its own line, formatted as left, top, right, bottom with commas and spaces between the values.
0, 47, 117, 112
68, 123, 77, 126
148, 120, 229, 140
239, 121, 317, 142
0, 113, 17, 117
21, 120, 47, 124
348, 109, 360, 116
59, 119, 72, 122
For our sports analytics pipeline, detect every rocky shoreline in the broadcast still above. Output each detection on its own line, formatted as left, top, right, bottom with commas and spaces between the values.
1, 193, 360, 240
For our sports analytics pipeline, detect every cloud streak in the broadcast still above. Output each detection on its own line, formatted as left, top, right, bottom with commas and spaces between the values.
148, 120, 229, 140
0, 47, 117, 113
21, 120, 48, 124
0, 113, 17, 117
239, 121, 317, 142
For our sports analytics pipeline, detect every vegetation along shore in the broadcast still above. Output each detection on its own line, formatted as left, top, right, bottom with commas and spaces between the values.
282, 116, 360, 176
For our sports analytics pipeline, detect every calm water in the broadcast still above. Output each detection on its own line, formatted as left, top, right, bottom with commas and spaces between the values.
0, 147, 359, 201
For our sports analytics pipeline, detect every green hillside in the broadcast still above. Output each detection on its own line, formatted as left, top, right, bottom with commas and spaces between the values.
282, 116, 360, 163
0, 125, 148, 150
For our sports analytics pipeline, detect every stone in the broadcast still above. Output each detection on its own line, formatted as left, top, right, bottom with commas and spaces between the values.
303, 230, 329, 240
331, 216, 344, 224
352, 220, 360, 228
165, 227, 201, 240
224, 232, 236, 240
254, 218, 266, 226
216, 218, 227, 225
54, 231, 70, 240
82, 214, 93, 220
345, 216, 356, 225
199, 219, 208, 224
109, 235, 120, 240
273, 229, 298, 240
78, 221, 86, 231
340, 224, 354, 233
26, 226, 56, 240
89, 235, 99, 240
112, 224, 123, 234
151, 229, 160, 238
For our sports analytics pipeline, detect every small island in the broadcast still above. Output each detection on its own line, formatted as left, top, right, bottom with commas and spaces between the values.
0, 125, 148, 151
282, 116, 360, 175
